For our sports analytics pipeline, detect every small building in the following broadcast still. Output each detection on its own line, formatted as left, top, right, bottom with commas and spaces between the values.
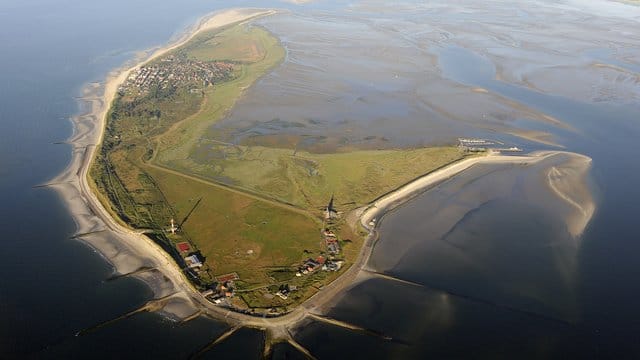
327, 242, 341, 254
305, 259, 320, 270
185, 254, 203, 268
323, 260, 344, 272
323, 229, 336, 238
176, 242, 191, 253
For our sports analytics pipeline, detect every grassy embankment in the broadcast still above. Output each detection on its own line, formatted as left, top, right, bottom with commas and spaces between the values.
91, 20, 466, 311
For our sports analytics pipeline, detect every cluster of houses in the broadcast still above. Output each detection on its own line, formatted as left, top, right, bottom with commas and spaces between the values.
122, 56, 235, 94
295, 255, 343, 277
324, 229, 341, 255
275, 284, 297, 300
200, 273, 240, 304
182, 194, 351, 310
177, 241, 205, 273
323, 196, 342, 254
200, 282, 234, 304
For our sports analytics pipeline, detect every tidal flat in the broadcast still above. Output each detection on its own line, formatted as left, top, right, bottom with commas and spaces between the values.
204, 3, 638, 155
370, 152, 593, 320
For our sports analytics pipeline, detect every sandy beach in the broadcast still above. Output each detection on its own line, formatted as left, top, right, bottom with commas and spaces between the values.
49, 6, 595, 342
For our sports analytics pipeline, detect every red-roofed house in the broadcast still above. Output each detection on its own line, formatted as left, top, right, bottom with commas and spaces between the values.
177, 242, 191, 253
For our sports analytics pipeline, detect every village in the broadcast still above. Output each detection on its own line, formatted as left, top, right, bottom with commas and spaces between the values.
120, 55, 235, 95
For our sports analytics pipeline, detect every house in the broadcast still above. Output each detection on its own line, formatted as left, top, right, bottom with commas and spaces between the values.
305, 259, 320, 270
327, 242, 341, 254
176, 242, 191, 253
185, 254, 203, 268
323, 229, 336, 238
323, 260, 344, 272
297, 258, 323, 276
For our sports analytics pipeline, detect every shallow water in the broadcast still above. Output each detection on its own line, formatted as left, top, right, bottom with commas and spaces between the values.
373, 156, 587, 321
297, 277, 593, 359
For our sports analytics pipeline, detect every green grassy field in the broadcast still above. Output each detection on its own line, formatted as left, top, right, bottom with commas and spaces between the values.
165, 144, 464, 210
186, 25, 268, 62
144, 166, 321, 286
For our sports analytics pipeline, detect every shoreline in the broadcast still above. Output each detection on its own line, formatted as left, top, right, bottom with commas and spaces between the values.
50, 7, 594, 339
358, 150, 581, 230
51, 8, 292, 322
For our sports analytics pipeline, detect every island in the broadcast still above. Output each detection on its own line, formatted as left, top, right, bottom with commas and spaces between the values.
88, 10, 466, 315
52, 7, 597, 356
84, 8, 594, 322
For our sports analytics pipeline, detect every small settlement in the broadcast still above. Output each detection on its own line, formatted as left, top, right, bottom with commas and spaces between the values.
120, 55, 235, 95
295, 255, 344, 277
294, 196, 344, 277
195, 196, 347, 312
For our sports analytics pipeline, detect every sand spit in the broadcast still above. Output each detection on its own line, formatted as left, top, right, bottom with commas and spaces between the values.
546, 153, 595, 237
50, 8, 280, 320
